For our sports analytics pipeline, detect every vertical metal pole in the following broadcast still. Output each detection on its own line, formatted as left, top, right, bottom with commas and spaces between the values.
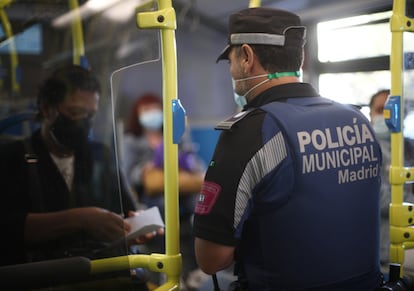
249, 0, 261, 8
137, 1, 181, 288
68, 0, 85, 66
389, 0, 412, 277
158, 0, 180, 259
0, 0, 19, 96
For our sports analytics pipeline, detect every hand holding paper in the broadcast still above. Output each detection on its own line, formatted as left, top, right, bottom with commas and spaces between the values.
124, 206, 165, 242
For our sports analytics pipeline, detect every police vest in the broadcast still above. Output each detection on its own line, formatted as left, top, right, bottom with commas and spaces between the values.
237, 97, 382, 290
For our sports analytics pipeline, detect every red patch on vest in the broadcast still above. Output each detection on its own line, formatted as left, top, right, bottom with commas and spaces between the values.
194, 181, 221, 215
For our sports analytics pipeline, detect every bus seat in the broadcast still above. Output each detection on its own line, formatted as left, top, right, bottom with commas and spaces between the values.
0, 110, 37, 144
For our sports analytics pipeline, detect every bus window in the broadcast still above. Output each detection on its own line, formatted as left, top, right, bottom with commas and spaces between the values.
317, 11, 392, 62
319, 70, 390, 106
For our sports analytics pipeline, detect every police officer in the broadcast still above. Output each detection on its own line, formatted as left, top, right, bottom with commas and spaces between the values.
193, 7, 383, 290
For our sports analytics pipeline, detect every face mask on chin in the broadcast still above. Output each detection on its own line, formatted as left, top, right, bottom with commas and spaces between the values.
232, 79, 247, 107
232, 74, 269, 108
49, 111, 92, 151
231, 71, 300, 108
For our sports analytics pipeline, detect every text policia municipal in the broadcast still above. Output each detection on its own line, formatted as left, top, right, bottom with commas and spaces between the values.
297, 118, 379, 184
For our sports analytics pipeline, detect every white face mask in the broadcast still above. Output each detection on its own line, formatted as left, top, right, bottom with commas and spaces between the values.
231, 71, 300, 108
371, 115, 390, 140
232, 79, 248, 107
139, 109, 163, 130
232, 74, 269, 108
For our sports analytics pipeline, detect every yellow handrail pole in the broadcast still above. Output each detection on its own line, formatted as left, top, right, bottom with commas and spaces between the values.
249, 0, 261, 8
389, 0, 414, 277
137, 0, 181, 289
158, 0, 180, 263
68, 0, 85, 66
0, 0, 19, 96
389, 0, 405, 271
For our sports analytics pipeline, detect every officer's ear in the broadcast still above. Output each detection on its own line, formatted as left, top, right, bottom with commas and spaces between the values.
240, 44, 255, 73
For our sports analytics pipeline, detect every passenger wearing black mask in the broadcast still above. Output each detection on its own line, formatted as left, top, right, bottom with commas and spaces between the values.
0, 65, 158, 290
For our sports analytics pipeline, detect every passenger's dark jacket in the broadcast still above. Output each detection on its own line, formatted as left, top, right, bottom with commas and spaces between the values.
0, 129, 136, 266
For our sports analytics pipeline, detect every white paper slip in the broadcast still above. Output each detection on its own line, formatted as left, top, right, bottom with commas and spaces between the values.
124, 206, 165, 240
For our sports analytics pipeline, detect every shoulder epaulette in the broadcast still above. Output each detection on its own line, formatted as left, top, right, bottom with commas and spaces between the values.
215, 109, 255, 130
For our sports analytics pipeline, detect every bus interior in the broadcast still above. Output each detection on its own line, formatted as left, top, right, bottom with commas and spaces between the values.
0, 0, 413, 290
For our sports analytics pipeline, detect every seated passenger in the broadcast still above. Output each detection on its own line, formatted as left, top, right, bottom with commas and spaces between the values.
0, 65, 158, 290
121, 92, 207, 288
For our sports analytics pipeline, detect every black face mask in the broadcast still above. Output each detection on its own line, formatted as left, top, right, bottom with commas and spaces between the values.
49, 112, 92, 151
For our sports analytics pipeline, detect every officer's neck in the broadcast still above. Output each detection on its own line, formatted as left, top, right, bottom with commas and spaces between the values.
246, 76, 300, 103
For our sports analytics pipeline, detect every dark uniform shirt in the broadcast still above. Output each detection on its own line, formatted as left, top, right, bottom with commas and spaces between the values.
0, 129, 136, 266
194, 83, 320, 246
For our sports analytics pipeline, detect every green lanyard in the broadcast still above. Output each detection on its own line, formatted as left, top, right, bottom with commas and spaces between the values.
268, 71, 300, 79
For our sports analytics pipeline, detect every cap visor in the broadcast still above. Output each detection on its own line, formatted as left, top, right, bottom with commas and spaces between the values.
216, 45, 230, 63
